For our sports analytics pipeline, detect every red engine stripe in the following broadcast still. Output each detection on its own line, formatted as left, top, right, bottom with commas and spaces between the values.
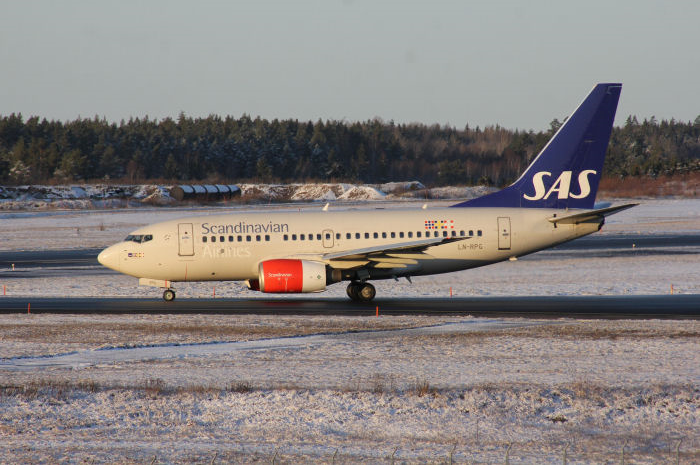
261, 259, 304, 293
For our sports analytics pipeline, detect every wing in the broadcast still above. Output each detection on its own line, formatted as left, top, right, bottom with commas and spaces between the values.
277, 236, 467, 270
322, 237, 461, 260
322, 236, 466, 270
548, 203, 638, 224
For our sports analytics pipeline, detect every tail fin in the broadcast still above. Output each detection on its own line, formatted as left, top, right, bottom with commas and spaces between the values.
452, 83, 621, 209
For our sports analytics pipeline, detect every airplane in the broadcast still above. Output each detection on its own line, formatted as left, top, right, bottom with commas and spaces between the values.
98, 83, 636, 302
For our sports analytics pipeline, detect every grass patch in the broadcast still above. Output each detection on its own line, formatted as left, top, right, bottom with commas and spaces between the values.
227, 381, 253, 393
398, 322, 700, 344
412, 379, 437, 397
0, 379, 101, 400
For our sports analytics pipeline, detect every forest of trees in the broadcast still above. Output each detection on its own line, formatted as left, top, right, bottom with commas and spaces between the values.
0, 112, 698, 186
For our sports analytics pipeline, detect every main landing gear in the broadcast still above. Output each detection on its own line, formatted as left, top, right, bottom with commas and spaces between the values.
163, 288, 176, 302
346, 281, 376, 302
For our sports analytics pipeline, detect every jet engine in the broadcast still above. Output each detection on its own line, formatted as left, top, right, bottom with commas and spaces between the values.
258, 259, 327, 293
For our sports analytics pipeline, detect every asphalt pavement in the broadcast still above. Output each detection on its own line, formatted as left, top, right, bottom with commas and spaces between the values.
0, 295, 698, 318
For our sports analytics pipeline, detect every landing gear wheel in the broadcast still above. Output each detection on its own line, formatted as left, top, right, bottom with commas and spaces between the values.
346, 282, 360, 301
357, 282, 376, 302
163, 289, 176, 302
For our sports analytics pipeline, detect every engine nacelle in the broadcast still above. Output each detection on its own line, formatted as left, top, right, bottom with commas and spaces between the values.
258, 259, 327, 293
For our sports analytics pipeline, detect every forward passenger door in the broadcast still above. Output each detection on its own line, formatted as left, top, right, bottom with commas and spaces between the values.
178, 223, 195, 256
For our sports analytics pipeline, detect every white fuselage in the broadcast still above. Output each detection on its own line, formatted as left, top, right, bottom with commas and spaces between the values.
97, 206, 602, 284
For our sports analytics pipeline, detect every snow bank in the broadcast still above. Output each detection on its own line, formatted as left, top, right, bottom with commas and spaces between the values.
140, 186, 177, 205
337, 185, 386, 200
379, 180, 425, 193
0, 182, 500, 210
289, 184, 338, 201
0, 184, 175, 210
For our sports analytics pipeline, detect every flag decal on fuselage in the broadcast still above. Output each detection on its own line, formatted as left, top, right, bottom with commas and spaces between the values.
425, 220, 455, 230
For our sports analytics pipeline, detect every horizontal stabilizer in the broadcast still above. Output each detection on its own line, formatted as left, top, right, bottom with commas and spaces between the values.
548, 203, 638, 224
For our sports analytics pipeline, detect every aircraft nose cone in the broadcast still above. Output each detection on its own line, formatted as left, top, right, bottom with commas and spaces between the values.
97, 246, 119, 271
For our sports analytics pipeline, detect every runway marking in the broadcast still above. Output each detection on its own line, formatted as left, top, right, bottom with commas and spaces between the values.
0, 319, 548, 371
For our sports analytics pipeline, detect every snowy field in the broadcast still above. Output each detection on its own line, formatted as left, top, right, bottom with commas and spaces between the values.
0, 198, 698, 463
1, 316, 698, 463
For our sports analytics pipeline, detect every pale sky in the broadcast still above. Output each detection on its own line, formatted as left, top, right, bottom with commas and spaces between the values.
1, 0, 698, 130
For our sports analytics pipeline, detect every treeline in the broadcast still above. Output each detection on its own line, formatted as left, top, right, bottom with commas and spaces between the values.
0, 112, 698, 186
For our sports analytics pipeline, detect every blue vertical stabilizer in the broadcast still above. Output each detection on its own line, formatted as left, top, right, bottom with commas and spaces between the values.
452, 83, 621, 209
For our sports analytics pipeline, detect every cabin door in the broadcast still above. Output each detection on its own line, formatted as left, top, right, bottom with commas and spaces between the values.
178, 223, 195, 256
497, 217, 511, 250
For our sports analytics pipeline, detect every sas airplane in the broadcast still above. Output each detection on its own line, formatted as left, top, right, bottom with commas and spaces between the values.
98, 83, 636, 302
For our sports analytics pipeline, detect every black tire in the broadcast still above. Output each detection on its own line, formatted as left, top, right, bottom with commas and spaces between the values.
163, 289, 176, 302
346, 282, 360, 301
357, 283, 376, 302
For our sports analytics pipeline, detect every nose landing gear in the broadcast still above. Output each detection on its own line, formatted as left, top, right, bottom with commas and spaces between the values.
346, 282, 376, 302
163, 289, 176, 302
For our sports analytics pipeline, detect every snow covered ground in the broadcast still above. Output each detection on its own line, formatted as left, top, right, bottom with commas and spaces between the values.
1, 316, 698, 463
0, 198, 698, 463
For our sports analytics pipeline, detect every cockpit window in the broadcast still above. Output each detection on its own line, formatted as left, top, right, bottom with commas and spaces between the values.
124, 234, 153, 243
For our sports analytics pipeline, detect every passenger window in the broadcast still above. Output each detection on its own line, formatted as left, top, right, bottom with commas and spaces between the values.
469, 230, 474, 236
477, 230, 482, 236
434, 231, 439, 237
308, 233, 313, 240
408, 232, 413, 238
390, 232, 395, 238
256, 235, 261, 241
451, 231, 456, 237
292, 234, 297, 240
202, 237, 207, 243
355, 232, 360, 239
325, 233, 331, 239
417, 232, 422, 238
220, 236, 224, 242
365, 232, 370, 239
382, 232, 387, 238
237, 235, 243, 242
246, 235, 252, 242
335, 233, 340, 239
346, 233, 351, 239
300, 234, 305, 240
443, 231, 448, 237
283, 234, 288, 241
265, 235, 270, 241
228, 236, 234, 242
373, 232, 378, 239
316, 234, 321, 240
211, 236, 216, 243
399, 232, 404, 238
460, 230, 465, 236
